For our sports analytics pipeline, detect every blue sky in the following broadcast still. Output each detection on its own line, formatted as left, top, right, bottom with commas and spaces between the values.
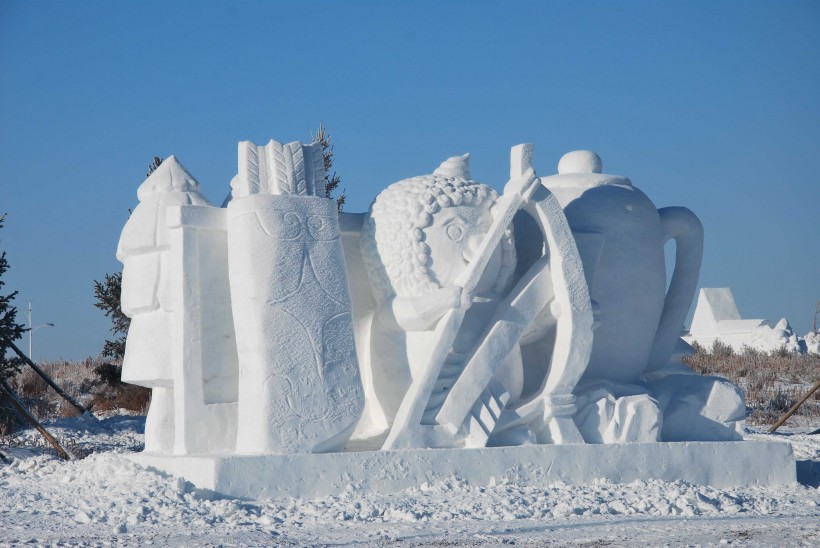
1, 0, 818, 361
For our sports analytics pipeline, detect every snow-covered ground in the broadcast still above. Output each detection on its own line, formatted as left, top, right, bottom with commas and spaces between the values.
1, 414, 818, 546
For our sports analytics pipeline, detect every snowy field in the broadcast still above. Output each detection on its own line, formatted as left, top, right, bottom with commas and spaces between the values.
1, 415, 819, 547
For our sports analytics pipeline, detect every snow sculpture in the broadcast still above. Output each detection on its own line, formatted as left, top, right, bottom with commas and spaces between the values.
227, 140, 364, 454
120, 138, 793, 499
685, 288, 802, 353
120, 146, 747, 452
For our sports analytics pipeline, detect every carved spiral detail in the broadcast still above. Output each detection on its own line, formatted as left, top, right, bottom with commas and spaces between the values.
307, 215, 339, 241
257, 210, 303, 240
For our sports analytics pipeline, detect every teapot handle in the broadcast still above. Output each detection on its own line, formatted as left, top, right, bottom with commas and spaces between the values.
647, 207, 703, 373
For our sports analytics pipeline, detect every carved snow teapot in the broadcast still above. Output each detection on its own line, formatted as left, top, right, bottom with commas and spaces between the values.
540, 151, 703, 383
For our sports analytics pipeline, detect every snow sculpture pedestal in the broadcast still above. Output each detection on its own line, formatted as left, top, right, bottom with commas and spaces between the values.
130, 441, 796, 499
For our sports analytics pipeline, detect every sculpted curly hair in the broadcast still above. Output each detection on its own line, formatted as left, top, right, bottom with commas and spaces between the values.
361, 173, 516, 302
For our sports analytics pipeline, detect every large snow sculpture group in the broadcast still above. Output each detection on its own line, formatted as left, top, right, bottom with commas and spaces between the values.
119, 138, 748, 460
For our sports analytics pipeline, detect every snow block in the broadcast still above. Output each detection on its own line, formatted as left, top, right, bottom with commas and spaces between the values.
165, 205, 239, 455
130, 441, 796, 499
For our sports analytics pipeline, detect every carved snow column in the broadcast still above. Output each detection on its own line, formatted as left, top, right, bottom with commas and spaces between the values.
228, 139, 364, 454
117, 157, 214, 454
164, 205, 239, 455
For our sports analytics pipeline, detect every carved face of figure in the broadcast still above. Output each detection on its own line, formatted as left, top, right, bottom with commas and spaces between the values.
424, 204, 502, 293
361, 165, 516, 302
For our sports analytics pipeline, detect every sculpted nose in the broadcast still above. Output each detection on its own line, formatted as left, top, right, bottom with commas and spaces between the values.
463, 234, 483, 263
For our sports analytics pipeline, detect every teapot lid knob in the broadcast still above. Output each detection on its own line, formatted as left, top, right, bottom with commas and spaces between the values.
558, 150, 602, 174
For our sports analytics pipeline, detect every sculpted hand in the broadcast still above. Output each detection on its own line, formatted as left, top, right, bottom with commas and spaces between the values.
392, 285, 472, 331
455, 285, 475, 311
503, 167, 537, 199
440, 285, 462, 311
441, 284, 473, 311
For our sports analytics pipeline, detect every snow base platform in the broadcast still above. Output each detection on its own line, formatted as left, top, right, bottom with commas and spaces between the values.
129, 441, 796, 500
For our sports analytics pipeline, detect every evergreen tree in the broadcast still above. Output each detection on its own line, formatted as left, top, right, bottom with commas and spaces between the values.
93, 272, 129, 361
146, 156, 162, 177
311, 123, 346, 211
0, 215, 26, 378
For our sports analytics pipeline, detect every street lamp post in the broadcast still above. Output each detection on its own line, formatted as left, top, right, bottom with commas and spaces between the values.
28, 301, 54, 361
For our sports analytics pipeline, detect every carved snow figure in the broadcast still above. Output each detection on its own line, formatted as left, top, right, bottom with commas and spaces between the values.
227, 139, 364, 454
360, 146, 593, 449
359, 154, 518, 446
117, 156, 213, 453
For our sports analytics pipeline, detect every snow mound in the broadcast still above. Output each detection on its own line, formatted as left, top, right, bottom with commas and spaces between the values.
802, 331, 820, 355
1, 449, 817, 535
745, 318, 801, 353
2, 415, 819, 545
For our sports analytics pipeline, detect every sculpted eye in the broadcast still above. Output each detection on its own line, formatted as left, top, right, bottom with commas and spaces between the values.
446, 223, 464, 242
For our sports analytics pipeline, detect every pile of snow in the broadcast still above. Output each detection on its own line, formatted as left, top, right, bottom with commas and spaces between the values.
2, 445, 819, 543
744, 322, 820, 355
2, 414, 820, 544
803, 331, 820, 355
746, 318, 802, 354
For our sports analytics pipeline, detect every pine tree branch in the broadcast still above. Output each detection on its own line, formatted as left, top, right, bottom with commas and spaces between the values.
310, 123, 346, 211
